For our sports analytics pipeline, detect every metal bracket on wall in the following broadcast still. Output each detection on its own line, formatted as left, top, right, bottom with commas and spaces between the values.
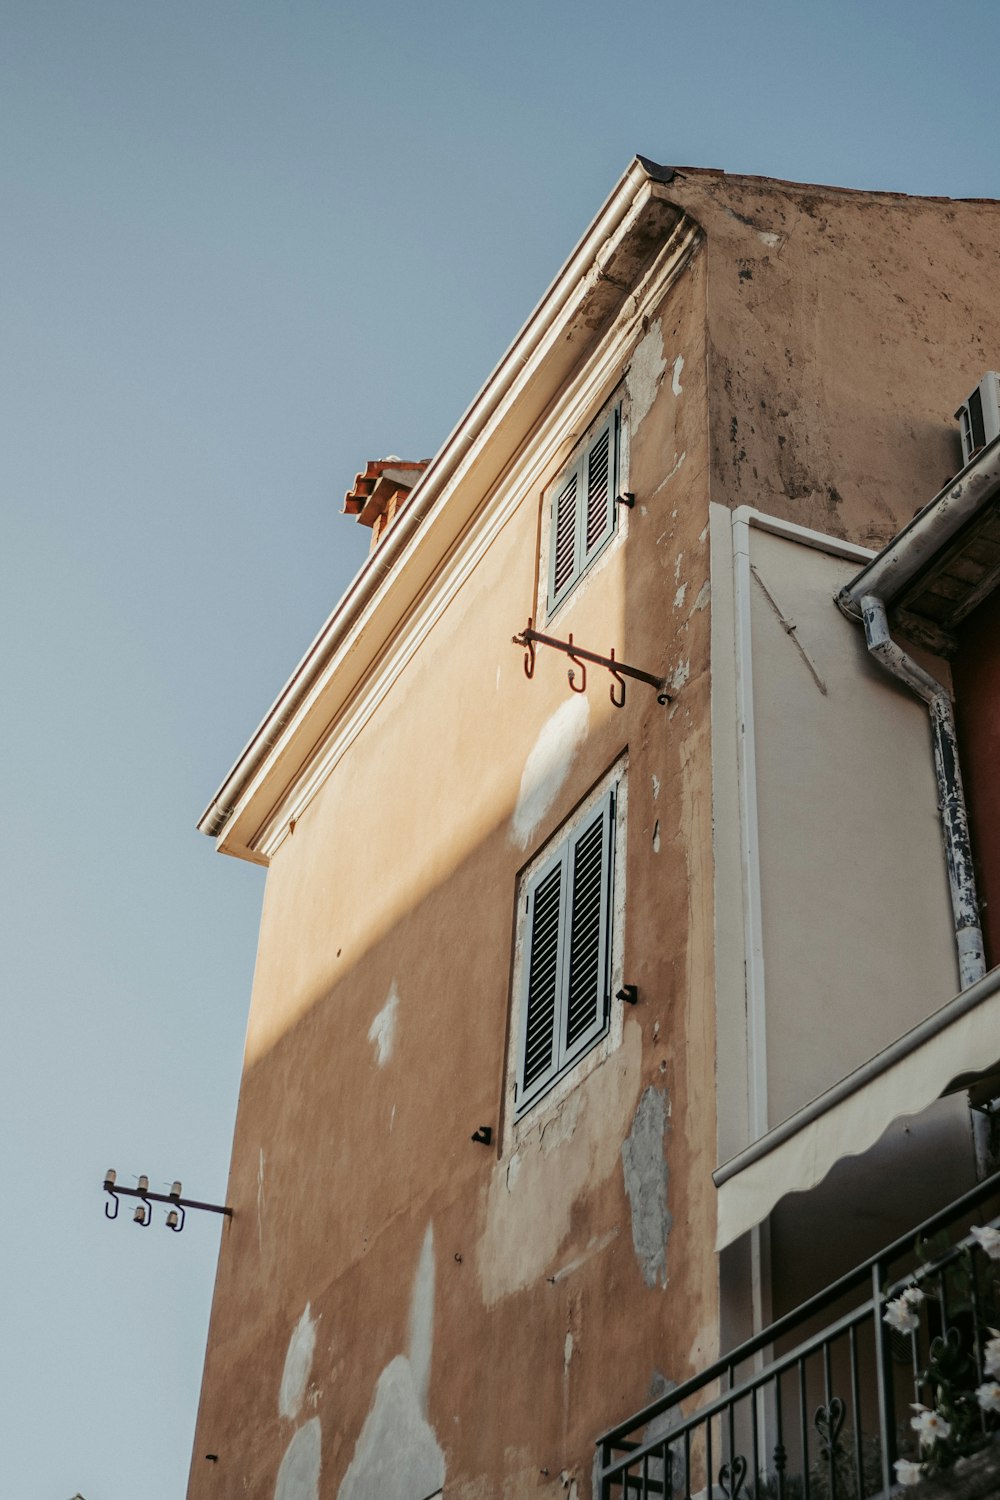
512, 620, 671, 707
102, 1169, 232, 1232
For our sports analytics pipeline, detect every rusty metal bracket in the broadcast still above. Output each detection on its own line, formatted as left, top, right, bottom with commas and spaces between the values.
511, 621, 671, 706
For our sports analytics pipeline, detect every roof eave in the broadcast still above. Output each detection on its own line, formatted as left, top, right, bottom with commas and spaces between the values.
837, 436, 1000, 618
198, 157, 696, 860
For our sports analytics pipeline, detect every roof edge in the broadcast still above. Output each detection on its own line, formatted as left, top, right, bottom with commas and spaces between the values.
837, 436, 1000, 617
197, 155, 688, 848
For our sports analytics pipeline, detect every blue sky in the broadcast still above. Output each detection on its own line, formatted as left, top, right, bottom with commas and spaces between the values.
3, 3, 1000, 1496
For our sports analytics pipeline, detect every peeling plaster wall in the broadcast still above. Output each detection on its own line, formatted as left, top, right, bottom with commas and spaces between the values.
656, 172, 1000, 549
187, 175, 1000, 1500
188, 235, 717, 1499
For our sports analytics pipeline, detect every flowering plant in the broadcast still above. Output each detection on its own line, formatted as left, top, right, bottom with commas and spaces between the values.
883, 1222, 1000, 1486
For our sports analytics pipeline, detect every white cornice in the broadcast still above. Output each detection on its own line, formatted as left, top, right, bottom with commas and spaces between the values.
200, 160, 701, 862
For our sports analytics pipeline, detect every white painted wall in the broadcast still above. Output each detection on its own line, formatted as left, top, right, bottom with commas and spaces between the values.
713, 508, 960, 1152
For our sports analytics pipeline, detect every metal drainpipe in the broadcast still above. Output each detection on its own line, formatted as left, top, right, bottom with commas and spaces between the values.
859, 595, 993, 1177
860, 594, 985, 990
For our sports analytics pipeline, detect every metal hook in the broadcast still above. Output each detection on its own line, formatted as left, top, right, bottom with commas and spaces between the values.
566, 634, 587, 694
608, 648, 626, 708
514, 618, 536, 679
104, 1190, 119, 1221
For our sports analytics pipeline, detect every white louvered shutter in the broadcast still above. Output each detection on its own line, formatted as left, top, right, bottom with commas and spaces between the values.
546, 406, 620, 614
516, 789, 615, 1116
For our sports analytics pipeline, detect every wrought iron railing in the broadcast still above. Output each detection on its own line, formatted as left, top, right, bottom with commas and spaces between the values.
596, 1170, 1000, 1499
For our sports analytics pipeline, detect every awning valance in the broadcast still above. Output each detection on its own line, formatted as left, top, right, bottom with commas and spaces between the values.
715, 966, 1000, 1250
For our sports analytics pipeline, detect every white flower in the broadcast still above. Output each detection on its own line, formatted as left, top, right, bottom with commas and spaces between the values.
884, 1287, 925, 1334
984, 1331, 1000, 1378
910, 1404, 952, 1448
971, 1225, 1000, 1261
976, 1381, 1000, 1414
894, 1459, 924, 1486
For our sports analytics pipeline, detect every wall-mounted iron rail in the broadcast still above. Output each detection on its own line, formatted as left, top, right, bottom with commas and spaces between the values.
512, 620, 671, 707
102, 1170, 232, 1232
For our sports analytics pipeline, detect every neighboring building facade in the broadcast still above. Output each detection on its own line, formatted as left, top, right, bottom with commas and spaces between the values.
188, 161, 1000, 1499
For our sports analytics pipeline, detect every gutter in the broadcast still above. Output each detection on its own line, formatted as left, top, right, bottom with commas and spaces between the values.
837, 435, 1000, 617
835, 434, 998, 989
198, 155, 676, 840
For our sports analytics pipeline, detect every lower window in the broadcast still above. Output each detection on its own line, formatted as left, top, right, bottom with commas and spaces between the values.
514, 784, 617, 1118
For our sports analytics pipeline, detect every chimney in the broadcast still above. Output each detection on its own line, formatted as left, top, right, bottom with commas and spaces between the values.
343, 457, 430, 551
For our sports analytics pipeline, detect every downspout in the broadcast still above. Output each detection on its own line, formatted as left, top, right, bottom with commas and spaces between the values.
859, 596, 992, 1176
859, 594, 985, 991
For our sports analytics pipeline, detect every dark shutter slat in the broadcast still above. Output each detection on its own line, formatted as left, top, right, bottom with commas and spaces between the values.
565, 813, 608, 1047
522, 863, 563, 1088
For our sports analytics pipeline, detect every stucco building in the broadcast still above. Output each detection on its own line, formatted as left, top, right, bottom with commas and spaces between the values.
188, 160, 1000, 1499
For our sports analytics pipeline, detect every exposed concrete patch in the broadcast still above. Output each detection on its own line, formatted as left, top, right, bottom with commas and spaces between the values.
337, 1357, 444, 1500
510, 695, 589, 849
693, 580, 711, 612
758, 230, 782, 248
279, 1305, 317, 1421
627, 322, 667, 430
670, 659, 690, 693
274, 1416, 321, 1500
629, 1372, 679, 1497
652, 820, 660, 855
671, 355, 684, 396
673, 583, 687, 611
478, 1022, 641, 1305
651, 775, 661, 802
338, 1224, 444, 1500
621, 1087, 672, 1289
368, 981, 400, 1067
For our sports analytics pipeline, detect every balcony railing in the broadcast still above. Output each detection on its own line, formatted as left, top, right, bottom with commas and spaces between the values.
596, 1170, 1000, 1499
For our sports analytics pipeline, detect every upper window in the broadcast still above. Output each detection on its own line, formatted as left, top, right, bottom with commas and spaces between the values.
514, 786, 617, 1119
547, 404, 621, 614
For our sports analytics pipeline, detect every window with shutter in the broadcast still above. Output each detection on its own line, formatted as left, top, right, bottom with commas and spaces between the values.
515, 787, 616, 1118
546, 405, 621, 614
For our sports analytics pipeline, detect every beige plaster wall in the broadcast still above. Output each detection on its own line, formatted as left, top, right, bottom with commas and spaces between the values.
188, 250, 716, 1500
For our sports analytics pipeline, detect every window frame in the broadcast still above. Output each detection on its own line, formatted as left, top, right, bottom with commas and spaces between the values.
546, 402, 623, 617
512, 777, 622, 1122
